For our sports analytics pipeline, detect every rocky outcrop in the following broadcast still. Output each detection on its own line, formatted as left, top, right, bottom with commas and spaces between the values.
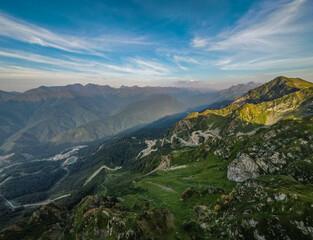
227, 154, 260, 182
65, 196, 175, 240
0, 196, 175, 240
205, 119, 313, 183
0, 202, 70, 240
190, 176, 313, 240
171, 77, 313, 143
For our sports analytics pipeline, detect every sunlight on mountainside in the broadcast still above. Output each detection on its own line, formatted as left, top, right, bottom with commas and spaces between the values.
0, 0, 313, 239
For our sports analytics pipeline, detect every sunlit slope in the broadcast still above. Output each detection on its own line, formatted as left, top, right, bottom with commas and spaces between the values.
173, 77, 313, 138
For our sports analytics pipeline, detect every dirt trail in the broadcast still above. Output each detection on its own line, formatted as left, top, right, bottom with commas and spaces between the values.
145, 155, 170, 176
147, 182, 176, 193
84, 165, 121, 186
1, 194, 71, 209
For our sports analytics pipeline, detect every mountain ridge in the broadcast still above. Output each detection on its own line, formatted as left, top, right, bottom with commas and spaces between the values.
172, 77, 313, 140
1, 76, 313, 239
51, 95, 187, 145
0, 82, 257, 155
232, 76, 313, 105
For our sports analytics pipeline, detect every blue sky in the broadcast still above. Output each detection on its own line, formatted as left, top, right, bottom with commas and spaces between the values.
0, 0, 313, 91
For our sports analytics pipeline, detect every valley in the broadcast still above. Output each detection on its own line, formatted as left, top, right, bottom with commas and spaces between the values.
0, 83, 257, 156
0, 77, 312, 239
1, 0, 313, 238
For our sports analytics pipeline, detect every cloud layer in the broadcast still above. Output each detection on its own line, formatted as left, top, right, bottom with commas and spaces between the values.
0, 0, 313, 91
191, 0, 313, 71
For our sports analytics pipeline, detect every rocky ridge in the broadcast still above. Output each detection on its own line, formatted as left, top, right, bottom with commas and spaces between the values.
170, 76, 313, 144
1, 76, 312, 240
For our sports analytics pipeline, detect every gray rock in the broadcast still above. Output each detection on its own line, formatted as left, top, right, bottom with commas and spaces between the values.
227, 154, 260, 182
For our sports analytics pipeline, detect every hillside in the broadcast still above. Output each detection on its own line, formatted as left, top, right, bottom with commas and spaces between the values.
0, 85, 202, 155
1, 118, 312, 239
0, 76, 312, 239
170, 76, 313, 142
185, 81, 259, 108
0, 82, 256, 155
0, 91, 18, 104
51, 95, 187, 145
232, 76, 313, 104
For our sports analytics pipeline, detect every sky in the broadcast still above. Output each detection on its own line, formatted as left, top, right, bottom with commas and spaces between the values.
0, 0, 313, 91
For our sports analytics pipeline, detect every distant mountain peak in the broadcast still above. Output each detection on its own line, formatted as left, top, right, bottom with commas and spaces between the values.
173, 76, 313, 140
232, 76, 313, 105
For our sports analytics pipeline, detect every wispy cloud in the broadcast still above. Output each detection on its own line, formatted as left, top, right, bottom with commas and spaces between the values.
173, 56, 199, 64
0, 14, 86, 53
172, 55, 199, 70
191, 0, 313, 71
0, 49, 92, 69
191, 36, 209, 48
131, 58, 170, 73
0, 49, 170, 77
0, 12, 152, 54
208, 0, 308, 52
216, 56, 313, 70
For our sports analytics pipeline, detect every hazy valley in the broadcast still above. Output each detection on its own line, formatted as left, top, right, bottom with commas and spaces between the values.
0, 76, 312, 239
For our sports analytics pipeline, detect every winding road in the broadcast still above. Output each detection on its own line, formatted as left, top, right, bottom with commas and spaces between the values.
84, 165, 122, 186
1, 194, 71, 210
136, 140, 158, 159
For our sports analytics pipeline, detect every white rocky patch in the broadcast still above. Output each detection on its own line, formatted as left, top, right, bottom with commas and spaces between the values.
48, 145, 87, 161
166, 165, 187, 171
274, 193, 287, 201
292, 221, 313, 237
136, 140, 158, 159
0, 153, 15, 161
227, 154, 260, 182
170, 129, 220, 147
254, 230, 266, 240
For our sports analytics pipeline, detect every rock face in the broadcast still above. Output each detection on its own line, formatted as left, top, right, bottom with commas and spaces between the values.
0, 202, 70, 240
28, 202, 70, 226
232, 76, 312, 104
171, 76, 313, 142
227, 154, 260, 182
0, 196, 175, 240
67, 196, 174, 240
1, 77, 313, 240
230, 119, 312, 182
201, 118, 313, 183
192, 175, 313, 240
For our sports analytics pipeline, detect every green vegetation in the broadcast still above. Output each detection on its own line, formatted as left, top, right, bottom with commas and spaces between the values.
194, 175, 313, 239
0, 77, 313, 239
0, 160, 66, 199
177, 77, 313, 140
233, 76, 313, 104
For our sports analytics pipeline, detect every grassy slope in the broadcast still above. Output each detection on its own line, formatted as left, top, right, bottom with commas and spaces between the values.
81, 118, 313, 239
1, 119, 312, 239
82, 146, 235, 239
180, 79, 313, 138
188, 88, 313, 124
1, 78, 313, 239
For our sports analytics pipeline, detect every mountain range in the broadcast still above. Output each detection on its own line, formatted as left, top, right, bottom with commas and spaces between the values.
0, 82, 259, 156
0, 76, 312, 240
170, 76, 313, 141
